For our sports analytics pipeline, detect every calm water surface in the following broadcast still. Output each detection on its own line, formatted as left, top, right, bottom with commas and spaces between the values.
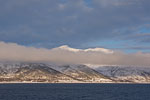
0, 83, 150, 100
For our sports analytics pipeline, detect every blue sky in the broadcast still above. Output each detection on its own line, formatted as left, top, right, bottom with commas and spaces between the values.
0, 0, 150, 52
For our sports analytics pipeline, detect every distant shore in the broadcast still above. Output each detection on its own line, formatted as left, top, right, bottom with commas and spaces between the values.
0, 82, 150, 84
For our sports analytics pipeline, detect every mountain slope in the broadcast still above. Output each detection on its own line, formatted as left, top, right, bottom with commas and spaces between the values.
93, 65, 150, 83
0, 63, 78, 83
50, 64, 112, 82
0, 63, 112, 83
1, 62, 150, 83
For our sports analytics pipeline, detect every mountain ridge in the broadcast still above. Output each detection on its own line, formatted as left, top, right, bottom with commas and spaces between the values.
0, 63, 112, 83
0, 62, 150, 83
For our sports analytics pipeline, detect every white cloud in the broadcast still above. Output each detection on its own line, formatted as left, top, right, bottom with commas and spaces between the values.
54, 45, 113, 54
0, 41, 150, 66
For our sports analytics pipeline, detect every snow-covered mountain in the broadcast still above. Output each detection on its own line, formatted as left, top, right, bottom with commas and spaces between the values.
50, 64, 112, 82
92, 65, 150, 83
0, 63, 77, 83
0, 63, 112, 83
1, 62, 150, 83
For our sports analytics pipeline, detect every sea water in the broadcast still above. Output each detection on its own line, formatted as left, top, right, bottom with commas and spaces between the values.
0, 83, 150, 100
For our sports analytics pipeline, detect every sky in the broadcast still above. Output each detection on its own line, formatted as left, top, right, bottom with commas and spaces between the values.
0, 0, 150, 52
0, 0, 150, 65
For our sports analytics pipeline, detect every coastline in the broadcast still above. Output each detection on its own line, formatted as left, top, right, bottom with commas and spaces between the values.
0, 82, 150, 84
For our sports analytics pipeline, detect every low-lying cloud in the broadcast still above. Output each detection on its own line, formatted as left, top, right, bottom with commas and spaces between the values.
0, 41, 150, 66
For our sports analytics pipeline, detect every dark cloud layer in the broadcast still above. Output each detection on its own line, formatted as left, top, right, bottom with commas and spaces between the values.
0, 0, 150, 51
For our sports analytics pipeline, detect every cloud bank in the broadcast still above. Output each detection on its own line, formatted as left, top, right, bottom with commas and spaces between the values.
0, 41, 150, 66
